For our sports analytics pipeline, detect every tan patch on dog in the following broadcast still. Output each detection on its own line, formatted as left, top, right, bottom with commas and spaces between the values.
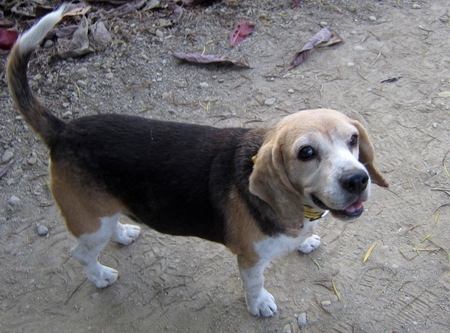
225, 186, 266, 268
50, 161, 126, 237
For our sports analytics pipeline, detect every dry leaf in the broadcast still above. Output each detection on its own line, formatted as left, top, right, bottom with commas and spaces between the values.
63, 5, 92, 18
173, 52, 250, 67
292, 0, 303, 8
182, 0, 212, 6
0, 29, 18, 50
437, 91, 450, 98
289, 27, 343, 69
230, 19, 255, 47
90, 21, 113, 48
167, 2, 183, 22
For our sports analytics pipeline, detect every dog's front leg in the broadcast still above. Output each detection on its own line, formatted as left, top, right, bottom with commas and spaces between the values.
237, 255, 277, 317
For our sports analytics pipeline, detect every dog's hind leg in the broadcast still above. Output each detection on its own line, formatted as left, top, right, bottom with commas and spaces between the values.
72, 214, 121, 288
49, 162, 135, 288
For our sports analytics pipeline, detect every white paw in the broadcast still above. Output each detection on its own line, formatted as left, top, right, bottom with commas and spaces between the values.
298, 234, 321, 254
113, 224, 141, 245
246, 288, 278, 317
87, 264, 118, 288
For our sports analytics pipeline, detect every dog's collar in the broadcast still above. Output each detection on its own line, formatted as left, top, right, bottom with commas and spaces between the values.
304, 205, 329, 221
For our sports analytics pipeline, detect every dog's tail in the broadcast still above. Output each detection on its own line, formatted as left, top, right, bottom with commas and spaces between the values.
7, 5, 69, 148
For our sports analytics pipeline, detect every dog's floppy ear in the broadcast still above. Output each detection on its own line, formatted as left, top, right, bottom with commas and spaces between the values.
249, 135, 305, 229
352, 120, 389, 188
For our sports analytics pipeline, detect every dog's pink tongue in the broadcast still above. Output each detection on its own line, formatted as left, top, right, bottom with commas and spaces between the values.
345, 200, 363, 213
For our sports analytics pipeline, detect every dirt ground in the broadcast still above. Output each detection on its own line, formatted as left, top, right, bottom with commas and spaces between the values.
1, 0, 450, 332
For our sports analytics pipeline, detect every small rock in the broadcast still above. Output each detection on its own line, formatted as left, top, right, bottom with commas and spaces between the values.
62, 111, 73, 119
282, 323, 292, 333
199, 82, 209, 89
432, 122, 438, 128
11, 168, 23, 178
347, 62, 355, 67
298, 312, 307, 327
162, 92, 172, 100
105, 72, 114, 80
2, 149, 14, 163
43, 39, 54, 48
321, 300, 332, 306
288, 89, 294, 93
218, 79, 224, 83
368, 15, 377, 21
33, 74, 43, 82
91, 292, 100, 300
37, 225, 49, 236
27, 151, 38, 165
62, 102, 70, 108
319, 21, 328, 27
76, 67, 88, 75
412, 3, 421, 9
264, 97, 277, 106
8, 195, 20, 206
155, 29, 164, 38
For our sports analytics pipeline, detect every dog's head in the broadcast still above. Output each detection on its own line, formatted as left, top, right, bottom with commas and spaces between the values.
249, 109, 388, 230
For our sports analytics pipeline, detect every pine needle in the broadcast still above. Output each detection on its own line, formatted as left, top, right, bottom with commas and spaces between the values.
312, 258, 321, 271
331, 279, 341, 301
421, 233, 432, 243
363, 243, 377, 263
435, 211, 441, 226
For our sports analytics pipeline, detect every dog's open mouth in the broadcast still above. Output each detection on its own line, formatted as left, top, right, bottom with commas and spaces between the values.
311, 194, 364, 220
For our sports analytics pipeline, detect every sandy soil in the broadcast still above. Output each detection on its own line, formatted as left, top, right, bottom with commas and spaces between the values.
1, 0, 450, 332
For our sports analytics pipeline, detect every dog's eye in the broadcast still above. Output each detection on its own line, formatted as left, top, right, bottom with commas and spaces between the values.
350, 134, 358, 147
298, 146, 315, 160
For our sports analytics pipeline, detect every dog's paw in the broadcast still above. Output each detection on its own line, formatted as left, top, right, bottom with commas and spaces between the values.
247, 288, 278, 317
87, 265, 118, 288
298, 234, 321, 254
113, 223, 141, 246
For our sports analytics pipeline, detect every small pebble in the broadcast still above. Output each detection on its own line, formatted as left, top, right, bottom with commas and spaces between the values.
76, 67, 88, 75
412, 3, 421, 9
199, 82, 209, 89
8, 195, 20, 206
91, 292, 100, 300
62, 111, 73, 118
33, 74, 43, 82
264, 97, 277, 106
105, 72, 114, 80
37, 225, 49, 236
43, 39, 54, 48
298, 313, 307, 327
319, 21, 328, 27
288, 89, 294, 93
27, 152, 38, 165
368, 16, 377, 21
155, 29, 164, 38
2, 149, 14, 163
282, 323, 292, 333
321, 300, 332, 306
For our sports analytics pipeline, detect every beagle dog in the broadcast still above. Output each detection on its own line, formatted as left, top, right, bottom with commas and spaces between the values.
7, 6, 388, 317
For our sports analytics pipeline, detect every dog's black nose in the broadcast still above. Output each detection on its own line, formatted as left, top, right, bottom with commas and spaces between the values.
341, 171, 369, 194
